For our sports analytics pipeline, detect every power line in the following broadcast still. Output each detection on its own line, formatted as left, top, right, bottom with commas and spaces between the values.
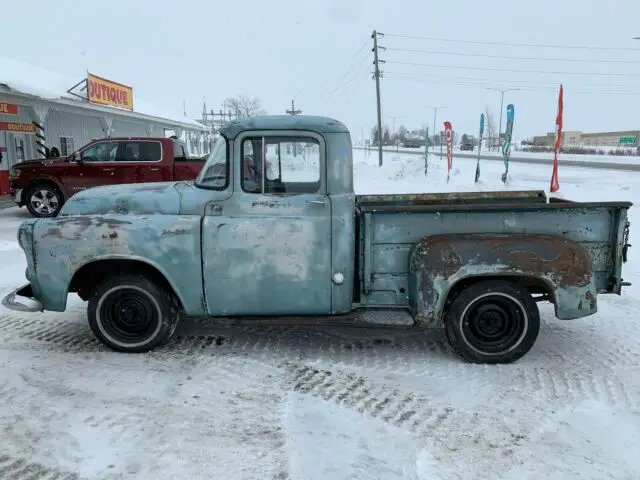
385, 47, 640, 64
380, 32, 640, 52
383, 74, 640, 96
385, 60, 640, 77
383, 71, 637, 89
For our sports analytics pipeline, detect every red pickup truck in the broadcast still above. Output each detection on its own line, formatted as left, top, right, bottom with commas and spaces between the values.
9, 137, 205, 217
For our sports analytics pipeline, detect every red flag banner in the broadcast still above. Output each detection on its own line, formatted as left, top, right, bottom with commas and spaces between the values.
444, 121, 453, 182
550, 84, 563, 193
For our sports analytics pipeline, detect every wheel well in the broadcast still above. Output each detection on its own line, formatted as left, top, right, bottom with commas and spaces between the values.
443, 275, 554, 314
26, 179, 65, 198
69, 259, 183, 309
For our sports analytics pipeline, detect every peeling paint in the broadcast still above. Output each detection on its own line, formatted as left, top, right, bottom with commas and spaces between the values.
408, 234, 599, 328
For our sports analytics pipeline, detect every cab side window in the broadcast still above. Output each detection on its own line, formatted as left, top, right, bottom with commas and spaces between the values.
115, 141, 162, 162
80, 142, 118, 162
240, 136, 320, 194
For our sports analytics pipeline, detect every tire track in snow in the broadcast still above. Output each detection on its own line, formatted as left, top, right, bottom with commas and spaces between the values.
286, 363, 456, 437
0, 454, 82, 480
283, 362, 538, 477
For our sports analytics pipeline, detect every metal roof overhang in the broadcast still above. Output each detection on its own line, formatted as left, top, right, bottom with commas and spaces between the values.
0, 85, 207, 132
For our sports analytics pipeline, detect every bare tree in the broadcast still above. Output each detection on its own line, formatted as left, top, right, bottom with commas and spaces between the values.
483, 106, 497, 151
225, 95, 267, 119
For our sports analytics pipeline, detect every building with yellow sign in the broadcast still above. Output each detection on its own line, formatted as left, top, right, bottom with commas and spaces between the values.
0, 55, 210, 195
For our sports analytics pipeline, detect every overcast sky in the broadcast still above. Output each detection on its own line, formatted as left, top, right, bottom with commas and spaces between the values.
4, 0, 640, 141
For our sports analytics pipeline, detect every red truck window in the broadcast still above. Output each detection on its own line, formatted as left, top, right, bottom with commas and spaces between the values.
115, 141, 162, 162
80, 141, 118, 162
173, 142, 188, 161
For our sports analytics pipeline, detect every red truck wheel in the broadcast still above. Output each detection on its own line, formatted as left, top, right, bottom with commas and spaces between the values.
445, 280, 540, 364
24, 183, 64, 218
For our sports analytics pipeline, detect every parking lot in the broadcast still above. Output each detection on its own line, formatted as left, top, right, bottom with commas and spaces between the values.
1, 152, 640, 479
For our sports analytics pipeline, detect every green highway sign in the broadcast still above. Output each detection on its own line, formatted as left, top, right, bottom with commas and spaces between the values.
619, 136, 637, 144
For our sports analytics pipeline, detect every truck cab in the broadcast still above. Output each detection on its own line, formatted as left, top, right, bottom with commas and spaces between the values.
2, 115, 633, 364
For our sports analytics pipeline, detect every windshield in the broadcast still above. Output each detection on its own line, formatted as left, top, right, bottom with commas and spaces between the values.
195, 135, 229, 189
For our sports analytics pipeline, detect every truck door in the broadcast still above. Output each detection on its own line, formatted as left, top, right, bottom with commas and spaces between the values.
202, 132, 332, 316
62, 140, 120, 194
172, 141, 204, 181
113, 140, 167, 184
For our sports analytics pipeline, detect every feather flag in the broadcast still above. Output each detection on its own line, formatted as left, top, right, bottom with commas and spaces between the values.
500, 104, 515, 183
550, 84, 563, 193
444, 121, 453, 182
424, 126, 429, 176
475, 113, 485, 183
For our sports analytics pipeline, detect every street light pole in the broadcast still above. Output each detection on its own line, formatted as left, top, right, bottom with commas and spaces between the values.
425, 106, 446, 150
486, 88, 519, 147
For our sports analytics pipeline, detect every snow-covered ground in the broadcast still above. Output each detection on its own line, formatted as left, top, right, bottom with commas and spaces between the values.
366, 144, 640, 165
1, 151, 639, 479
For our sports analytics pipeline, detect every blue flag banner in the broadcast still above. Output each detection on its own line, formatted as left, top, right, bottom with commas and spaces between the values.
475, 113, 485, 183
501, 104, 515, 183
424, 126, 429, 176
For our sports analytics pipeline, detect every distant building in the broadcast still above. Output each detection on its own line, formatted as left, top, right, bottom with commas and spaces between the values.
532, 130, 639, 148
532, 131, 583, 146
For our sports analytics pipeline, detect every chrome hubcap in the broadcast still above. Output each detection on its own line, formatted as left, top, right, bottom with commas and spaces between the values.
30, 189, 59, 215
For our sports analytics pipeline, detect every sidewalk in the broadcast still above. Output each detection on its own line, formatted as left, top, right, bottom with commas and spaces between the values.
0, 195, 16, 210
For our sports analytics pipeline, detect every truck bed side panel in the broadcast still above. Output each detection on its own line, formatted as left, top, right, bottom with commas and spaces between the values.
358, 204, 630, 307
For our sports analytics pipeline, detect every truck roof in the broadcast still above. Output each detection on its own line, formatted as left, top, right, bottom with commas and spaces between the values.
220, 115, 350, 139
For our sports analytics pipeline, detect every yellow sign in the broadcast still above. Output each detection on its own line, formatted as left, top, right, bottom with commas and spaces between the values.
87, 72, 133, 111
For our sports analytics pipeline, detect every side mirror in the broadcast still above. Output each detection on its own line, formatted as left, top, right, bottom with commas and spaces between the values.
73, 152, 82, 163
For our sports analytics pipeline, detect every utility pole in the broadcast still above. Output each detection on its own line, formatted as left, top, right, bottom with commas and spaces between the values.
486, 88, 519, 147
372, 30, 385, 167
286, 99, 302, 115
426, 106, 446, 155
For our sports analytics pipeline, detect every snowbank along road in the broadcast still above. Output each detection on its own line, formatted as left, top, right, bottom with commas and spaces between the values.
0, 151, 639, 479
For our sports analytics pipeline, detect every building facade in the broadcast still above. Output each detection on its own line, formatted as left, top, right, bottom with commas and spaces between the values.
532, 130, 639, 148
0, 56, 210, 195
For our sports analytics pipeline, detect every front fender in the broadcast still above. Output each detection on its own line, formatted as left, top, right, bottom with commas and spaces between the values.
30, 214, 204, 314
408, 233, 596, 327
25, 175, 69, 199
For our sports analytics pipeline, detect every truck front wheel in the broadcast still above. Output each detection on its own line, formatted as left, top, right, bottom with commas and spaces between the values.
24, 183, 64, 218
87, 275, 179, 353
445, 280, 540, 364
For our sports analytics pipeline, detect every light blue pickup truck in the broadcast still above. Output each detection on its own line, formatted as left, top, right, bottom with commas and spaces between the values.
2, 116, 633, 363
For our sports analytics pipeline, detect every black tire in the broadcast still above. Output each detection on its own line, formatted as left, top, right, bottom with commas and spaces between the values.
87, 274, 179, 353
24, 183, 64, 218
445, 280, 540, 364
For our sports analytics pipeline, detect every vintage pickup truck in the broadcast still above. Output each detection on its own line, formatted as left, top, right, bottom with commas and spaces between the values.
9, 136, 205, 218
2, 115, 633, 364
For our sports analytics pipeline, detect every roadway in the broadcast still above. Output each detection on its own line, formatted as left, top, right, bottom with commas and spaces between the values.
354, 147, 640, 172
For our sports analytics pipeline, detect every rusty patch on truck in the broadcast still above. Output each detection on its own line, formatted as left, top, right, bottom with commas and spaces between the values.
416, 234, 592, 288
41, 217, 132, 239
357, 190, 547, 208
410, 233, 595, 328
134, 184, 172, 192
161, 228, 190, 236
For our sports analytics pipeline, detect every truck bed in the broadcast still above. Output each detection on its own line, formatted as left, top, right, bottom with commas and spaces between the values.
354, 190, 632, 307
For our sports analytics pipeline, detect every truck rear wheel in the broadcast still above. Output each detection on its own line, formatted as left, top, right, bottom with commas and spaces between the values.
445, 280, 540, 364
24, 183, 64, 218
87, 274, 179, 353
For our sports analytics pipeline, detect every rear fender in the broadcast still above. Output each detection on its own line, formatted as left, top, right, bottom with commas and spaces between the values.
408, 233, 596, 327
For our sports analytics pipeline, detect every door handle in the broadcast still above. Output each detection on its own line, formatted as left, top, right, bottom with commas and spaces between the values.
306, 199, 325, 205
149, 168, 160, 172
102, 168, 114, 172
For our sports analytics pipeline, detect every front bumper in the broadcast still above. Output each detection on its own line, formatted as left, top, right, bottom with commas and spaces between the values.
1, 283, 44, 313
10, 187, 23, 206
